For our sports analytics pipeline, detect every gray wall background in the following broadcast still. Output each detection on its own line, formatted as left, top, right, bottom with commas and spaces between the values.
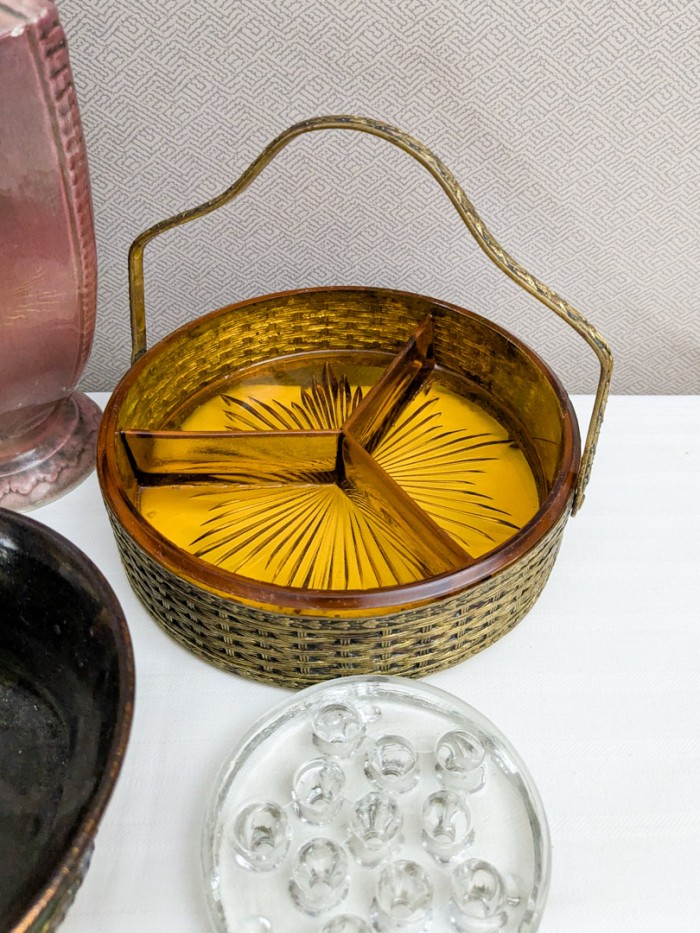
60, 0, 700, 394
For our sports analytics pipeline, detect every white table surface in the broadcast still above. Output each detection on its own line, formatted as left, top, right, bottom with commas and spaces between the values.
31, 393, 699, 932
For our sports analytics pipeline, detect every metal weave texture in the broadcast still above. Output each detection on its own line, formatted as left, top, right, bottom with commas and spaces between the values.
59, 0, 700, 395
107, 502, 570, 689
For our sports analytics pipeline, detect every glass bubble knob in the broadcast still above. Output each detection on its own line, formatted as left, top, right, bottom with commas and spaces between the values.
421, 789, 474, 862
292, 758, 346, 824
348, 791, 403, 866
372, 859, 433, 932
313, 700, 366, 757
289, 837, 349, 915
435, 730, 486, 792
231, 802, 290, 871
365, 735, 420, 794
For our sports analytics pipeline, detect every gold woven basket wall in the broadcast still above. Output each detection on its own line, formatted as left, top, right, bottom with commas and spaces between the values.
98, 116, 612, 689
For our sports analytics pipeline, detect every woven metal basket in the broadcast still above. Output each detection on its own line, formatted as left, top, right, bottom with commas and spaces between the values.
98, 116, 612, 688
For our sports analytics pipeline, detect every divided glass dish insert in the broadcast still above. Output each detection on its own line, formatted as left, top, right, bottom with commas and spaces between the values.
124, 316, 541, 593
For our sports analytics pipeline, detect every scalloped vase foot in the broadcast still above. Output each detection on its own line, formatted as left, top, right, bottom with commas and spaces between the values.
0, 394, 101, 511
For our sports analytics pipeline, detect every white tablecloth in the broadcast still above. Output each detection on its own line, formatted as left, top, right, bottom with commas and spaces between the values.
32, 394, 699, 932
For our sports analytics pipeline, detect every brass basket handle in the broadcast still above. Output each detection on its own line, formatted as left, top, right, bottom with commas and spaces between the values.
128, 115, 612, 513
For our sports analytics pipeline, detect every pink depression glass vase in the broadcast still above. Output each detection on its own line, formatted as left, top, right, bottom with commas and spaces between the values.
0, 0, 100, 510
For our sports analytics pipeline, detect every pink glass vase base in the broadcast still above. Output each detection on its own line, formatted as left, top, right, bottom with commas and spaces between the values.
0, 1, 98, 512
0, 393, 101, 510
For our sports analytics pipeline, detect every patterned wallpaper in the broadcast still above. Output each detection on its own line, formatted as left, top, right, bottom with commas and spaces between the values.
59, 0, 700, 394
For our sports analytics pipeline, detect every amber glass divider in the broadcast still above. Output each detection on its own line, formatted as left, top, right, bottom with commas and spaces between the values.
344, 316, 435, 453
339, 433, 473, 571
121, 429, 339, 485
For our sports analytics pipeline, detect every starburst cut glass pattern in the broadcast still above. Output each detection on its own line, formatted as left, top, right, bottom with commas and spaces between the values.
124, 317, 540, 591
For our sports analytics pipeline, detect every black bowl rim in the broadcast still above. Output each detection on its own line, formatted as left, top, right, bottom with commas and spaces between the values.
0, 508, 135, 932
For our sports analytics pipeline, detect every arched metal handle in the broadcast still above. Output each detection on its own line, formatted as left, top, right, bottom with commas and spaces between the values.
128, 114, 612, 513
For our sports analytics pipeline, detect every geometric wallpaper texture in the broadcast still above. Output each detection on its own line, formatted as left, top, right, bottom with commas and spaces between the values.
60, 0, 700, 394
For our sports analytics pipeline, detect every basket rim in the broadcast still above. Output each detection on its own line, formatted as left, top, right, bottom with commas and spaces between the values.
98, 284, 580, 615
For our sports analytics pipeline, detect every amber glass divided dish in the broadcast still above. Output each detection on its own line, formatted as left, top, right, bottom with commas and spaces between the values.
98, 116, 612, 688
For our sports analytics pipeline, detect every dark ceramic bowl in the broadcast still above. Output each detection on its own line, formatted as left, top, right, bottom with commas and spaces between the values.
0, 509, 134, 932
